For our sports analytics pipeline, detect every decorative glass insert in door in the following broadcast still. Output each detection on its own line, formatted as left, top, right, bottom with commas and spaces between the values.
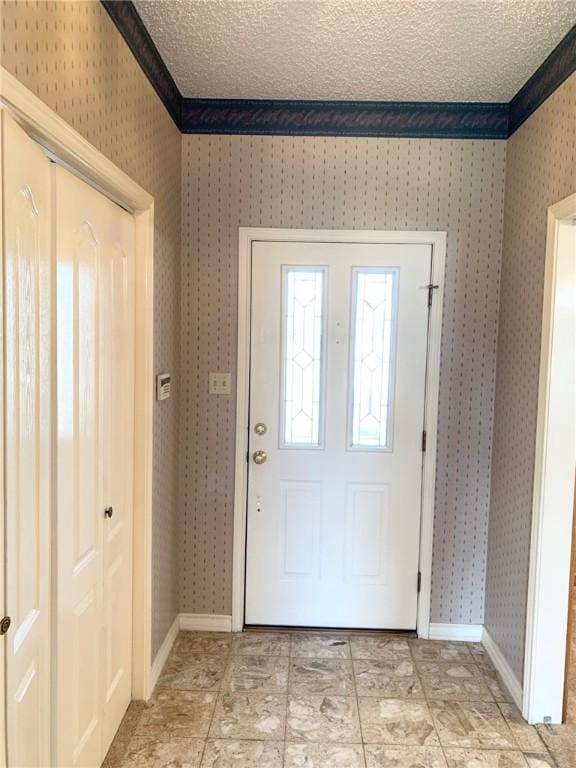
349, 268, 398, 449
280, 267, 326, 447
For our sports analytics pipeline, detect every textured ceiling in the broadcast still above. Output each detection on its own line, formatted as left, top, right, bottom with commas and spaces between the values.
133, 0, 576, 101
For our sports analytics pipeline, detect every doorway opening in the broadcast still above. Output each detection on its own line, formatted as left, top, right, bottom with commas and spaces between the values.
523, 193, 576, 724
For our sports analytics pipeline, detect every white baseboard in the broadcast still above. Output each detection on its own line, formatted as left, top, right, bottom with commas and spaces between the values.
482, 627, 523, 710
150, 614, 180, 691
148, 613, 232, 694
179, 613, 232, 633
428, 623, 484, 642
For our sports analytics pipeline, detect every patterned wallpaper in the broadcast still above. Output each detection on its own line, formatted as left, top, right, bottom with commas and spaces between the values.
180, 135, 507, 623
1, 0, 182, 657
485, 73, 576, 681
4, 0, 570, 664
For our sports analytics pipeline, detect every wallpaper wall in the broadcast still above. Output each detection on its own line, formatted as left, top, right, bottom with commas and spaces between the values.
4, 0, 571, 670
485, 73, 576, 681
180, 135, 507, 623
1, 0, 182, 657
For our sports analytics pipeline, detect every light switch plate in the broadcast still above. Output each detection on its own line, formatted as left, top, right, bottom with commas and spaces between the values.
209, 372, 232, 395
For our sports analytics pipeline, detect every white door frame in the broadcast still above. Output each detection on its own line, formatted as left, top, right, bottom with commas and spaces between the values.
232, 227, 446, 635
523, 192, 576, 724
0, 102, 5, 768
0, 68, 155, 702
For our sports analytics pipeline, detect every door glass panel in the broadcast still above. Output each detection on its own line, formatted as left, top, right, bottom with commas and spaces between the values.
281, 267, 326, 447
349, 268, 398, 449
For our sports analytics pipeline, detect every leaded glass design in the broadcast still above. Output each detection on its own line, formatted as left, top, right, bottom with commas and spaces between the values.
281, 267, 326, 447
349, 268, 398, 449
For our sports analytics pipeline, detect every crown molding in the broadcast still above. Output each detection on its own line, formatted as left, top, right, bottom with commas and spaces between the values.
101, 0, 181, 127
101, 2, 575, 139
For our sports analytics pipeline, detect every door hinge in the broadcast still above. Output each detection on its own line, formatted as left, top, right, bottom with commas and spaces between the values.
421, 430, 427, 452
417, 572, 422, 593
427, 283, 439, 308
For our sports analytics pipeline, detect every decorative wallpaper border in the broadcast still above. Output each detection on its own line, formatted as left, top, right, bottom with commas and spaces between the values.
509, 24, 576, 135
101, 0, 181, 127
103, 0, 575, 139
179, 99, 509, 138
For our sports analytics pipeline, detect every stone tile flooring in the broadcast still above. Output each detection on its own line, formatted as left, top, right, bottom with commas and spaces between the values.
536, 723, 576, 768
103, 630, 561, 767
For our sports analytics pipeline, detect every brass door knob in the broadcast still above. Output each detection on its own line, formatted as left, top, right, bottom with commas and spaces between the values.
253, 450, 267, 465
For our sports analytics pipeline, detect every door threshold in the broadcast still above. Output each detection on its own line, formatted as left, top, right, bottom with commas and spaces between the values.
243, 624, 417, 637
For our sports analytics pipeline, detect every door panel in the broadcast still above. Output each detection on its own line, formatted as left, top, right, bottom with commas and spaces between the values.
100, 227, 134, 755
55, 165, 134, 767
281, 482, 321, 579
3, 113, 52, 768
246, 241, 430, 629
345, 483, 390, 582
56, 168, 104, 768
72, 589, 100, 761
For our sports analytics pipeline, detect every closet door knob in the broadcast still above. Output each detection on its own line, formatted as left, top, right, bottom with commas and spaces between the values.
104, 506, 113, 519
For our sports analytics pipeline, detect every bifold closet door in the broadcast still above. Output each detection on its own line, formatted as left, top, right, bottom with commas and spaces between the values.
55, 165, 135, 768
3, 113, 52, 768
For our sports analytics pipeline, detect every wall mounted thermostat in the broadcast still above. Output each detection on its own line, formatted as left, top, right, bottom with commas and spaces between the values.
156, 373, 171, 401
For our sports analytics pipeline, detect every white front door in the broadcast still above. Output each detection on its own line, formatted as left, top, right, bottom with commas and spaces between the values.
245, 241, 430, 629
55, 165, 134, 767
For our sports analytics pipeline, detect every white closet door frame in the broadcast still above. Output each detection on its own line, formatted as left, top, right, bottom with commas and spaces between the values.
232, 227, 446, 636
0, 68, 156, 702
0, 104, 6, 768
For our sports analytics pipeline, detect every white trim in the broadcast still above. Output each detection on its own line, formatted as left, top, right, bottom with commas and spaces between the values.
418, 235, 446, 640
179, 614, 233, 633
0, 111, 6, 768
131, 205, 155, 700
232, 228, 252, 633
150, 613, 234, 694
0, 69, 153, 213
523, 192, 576, 725
150, 616, 180, 691
483, 627, 523, 710
232, 227, 447, 636
1, 68, 155, 701
428, 623, 484, 642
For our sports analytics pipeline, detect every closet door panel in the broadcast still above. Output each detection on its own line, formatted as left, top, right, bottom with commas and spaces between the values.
55, 164, 134, 767
99, 199, 135, 754
3, 113, 52, 768
55, 165, 104, 768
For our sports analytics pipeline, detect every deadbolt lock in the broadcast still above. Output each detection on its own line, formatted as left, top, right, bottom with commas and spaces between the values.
253, 450, 267, 465
0, 616, 11, 635
254, 422, 267, 436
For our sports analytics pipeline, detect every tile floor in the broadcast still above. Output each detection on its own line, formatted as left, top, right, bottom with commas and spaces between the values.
103, 630, 560, 767
536, 723, 576, 768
